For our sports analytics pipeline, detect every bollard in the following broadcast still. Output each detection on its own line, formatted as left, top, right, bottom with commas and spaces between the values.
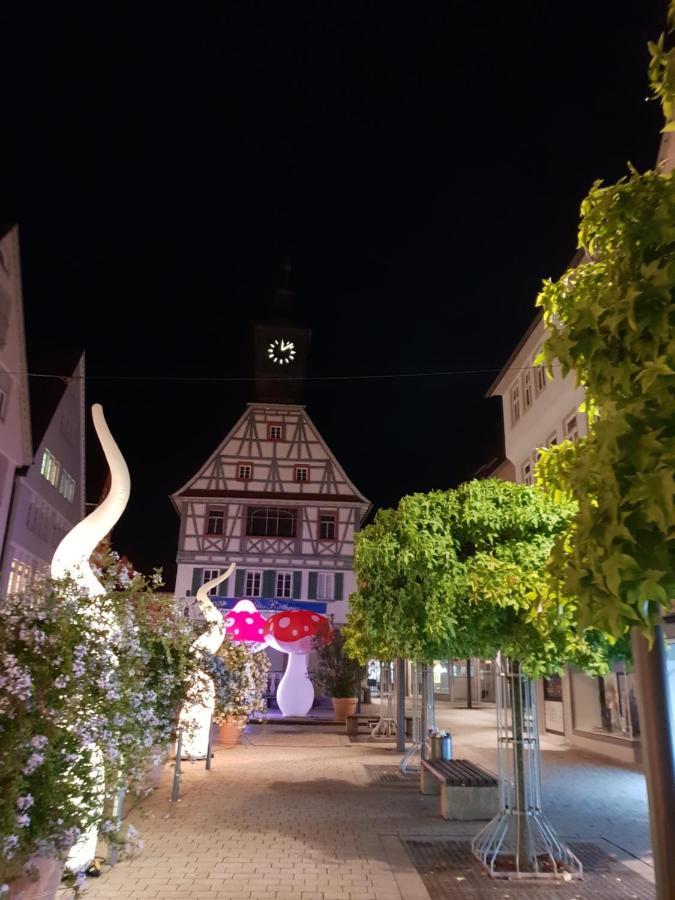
171, 732, 182, 802
107, 785, 126, 866
205, 718, 213, 770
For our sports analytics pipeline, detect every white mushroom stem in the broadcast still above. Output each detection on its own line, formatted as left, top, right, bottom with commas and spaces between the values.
51, 404, 130, 596
179, 566, 235, 759
277, 653, 314, 717
50, 404, 130, 876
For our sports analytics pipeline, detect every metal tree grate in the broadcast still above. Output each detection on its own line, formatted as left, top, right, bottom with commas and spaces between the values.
472, 655, 583, 881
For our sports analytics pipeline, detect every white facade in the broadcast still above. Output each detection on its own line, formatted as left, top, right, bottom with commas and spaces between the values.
488, 314, 640, 764
0, 355, 86, 598
0, 226, 32, 559
172, 403, 370, 629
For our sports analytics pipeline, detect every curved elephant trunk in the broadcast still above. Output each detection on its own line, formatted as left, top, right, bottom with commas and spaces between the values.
51, 404, 130, 598
192, 565, 235, 657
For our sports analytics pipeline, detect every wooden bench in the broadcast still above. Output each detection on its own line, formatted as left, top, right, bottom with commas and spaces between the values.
420, 758, 498, 820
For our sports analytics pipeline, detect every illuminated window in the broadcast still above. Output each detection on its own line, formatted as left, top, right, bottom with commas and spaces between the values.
59, 470, 76, 502
202, 569, 220, 596
40, 449, 60, 487
295, 466, 309, 483
268, 424, 283, 441
206, 509, 224, 535
247, 507, 296, 537
245, 570, 262, 597
319, 513, 336, 540
276, 571, 292, 598
510, 384, 520, 425
522, 370, 533, 409
316, 572, 335, 600
238, 463, 252, 480
8, 559, 31, 594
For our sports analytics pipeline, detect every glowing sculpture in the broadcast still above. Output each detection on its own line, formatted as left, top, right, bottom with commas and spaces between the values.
223, 599, 267, 652
178, 566, 235, 758
51, 404, 131, 875
263, 611, 332, 716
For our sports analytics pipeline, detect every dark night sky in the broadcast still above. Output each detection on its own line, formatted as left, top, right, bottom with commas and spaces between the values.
0, 2, 666, 585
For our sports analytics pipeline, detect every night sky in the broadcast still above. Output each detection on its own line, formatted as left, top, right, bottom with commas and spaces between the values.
0, 2, 666, 585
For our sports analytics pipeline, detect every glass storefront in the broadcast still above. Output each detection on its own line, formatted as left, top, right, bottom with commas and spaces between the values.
432, 658, 495, 704
570, 664, 639, 739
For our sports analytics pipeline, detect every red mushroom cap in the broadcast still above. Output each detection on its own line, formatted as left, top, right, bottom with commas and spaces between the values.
223, 599, 268, 643
263, 610, 332, 654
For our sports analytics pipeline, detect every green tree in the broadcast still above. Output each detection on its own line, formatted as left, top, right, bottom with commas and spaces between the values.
346, 478, 615, 873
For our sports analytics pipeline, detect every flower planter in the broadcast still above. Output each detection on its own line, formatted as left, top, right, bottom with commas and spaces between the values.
332, 697, 358, 723
217, 716, 247, 745
8, 857, 62, 900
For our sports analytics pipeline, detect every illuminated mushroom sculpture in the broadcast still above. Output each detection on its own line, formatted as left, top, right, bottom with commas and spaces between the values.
263, 610, 332, 717
223, 599, 268, 652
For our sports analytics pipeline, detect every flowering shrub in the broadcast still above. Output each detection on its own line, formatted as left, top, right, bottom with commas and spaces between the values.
0, 556, 199, 889
206, 636, 270, 723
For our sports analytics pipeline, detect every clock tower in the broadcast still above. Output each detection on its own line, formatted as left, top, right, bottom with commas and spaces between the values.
254, 265, 311, 403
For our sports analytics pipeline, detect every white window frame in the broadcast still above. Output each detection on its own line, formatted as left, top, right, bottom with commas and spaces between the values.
319, 512, 336, 541
245, 570, 262, 598
238, 463, 252, 480
564, 412, 580, 442
202, 569, 220, 596
206, 509, 225, 535
8, 559, 31, 595
522, 369, 533, 410
510, 384, 520, 425
295, 466, 309, 483
316, 572, 335, 601
534, 361, 547, 394
521, 459, 534, 485
268, 424, 283, 441
40, 449, 60, 487
275, 571, 292, 599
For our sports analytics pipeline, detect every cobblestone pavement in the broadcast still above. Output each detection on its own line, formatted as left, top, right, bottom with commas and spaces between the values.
79, 705, 652, 900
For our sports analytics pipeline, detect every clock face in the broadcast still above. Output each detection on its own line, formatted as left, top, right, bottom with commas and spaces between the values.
267, 338, 297, 365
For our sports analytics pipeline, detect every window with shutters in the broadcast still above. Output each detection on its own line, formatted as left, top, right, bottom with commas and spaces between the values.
510, 384, 520, 425
316, 572, 335, 600
318, 513, 336, 541
276, 571, 292, 598
202, 569, 220, 596
206, 509, 224, 535
246, 507, 296, 537
245, 570, 262, 597
522, 369, 533, 410
237, 463, 252, 480
294, 466, 309, 482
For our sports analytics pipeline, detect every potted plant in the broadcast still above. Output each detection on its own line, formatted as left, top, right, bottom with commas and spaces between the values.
207, 636, 269, 745
313, 625, 367, 722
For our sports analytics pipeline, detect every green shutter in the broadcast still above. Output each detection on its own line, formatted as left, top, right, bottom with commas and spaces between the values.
191, 568, 203, 595
219, 568, 231, 595
262, 570, 276, 598
292, 571, 301, 598
308, 571, 318, 600
234, 568, 245, 596
334, 572, 344, 601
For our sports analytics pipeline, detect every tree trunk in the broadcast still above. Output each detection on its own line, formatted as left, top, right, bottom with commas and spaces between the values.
511, 660, 536, 871
631, 626, 675, 900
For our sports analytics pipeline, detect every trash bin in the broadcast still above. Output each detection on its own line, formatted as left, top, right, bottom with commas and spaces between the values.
362, 687, 372, 705
429, 731, 452, 761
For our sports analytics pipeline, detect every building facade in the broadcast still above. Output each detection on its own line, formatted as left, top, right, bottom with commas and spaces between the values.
0, 226, 32, 561
487, 313, 643, 764
172, 401, 371, 678
1, 355, 86, 597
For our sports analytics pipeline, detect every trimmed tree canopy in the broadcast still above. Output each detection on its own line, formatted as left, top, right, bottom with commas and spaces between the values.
345, 479, 611, 678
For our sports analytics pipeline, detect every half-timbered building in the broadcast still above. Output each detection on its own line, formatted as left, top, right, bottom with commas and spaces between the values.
172, 402, 371, 633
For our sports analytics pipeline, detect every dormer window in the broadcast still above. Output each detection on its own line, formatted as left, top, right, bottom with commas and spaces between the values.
268, 424, 283, 441
238, 463, 252, 480
295, 466, 309, 483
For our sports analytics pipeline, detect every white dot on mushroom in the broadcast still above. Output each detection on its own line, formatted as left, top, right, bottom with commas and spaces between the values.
245, 617, 254, 624
279, 616, 291, 629
292, 629, 298, 636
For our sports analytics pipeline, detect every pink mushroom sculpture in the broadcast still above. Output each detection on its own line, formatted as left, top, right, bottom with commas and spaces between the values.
263, 610, 332, 716
223, 599, 268, 652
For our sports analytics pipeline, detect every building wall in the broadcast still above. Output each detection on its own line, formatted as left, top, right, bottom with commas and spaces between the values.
172, 403, 370, 649
0, 227, 32, 559
1, 356, 86, 596
489, 315, 640, 764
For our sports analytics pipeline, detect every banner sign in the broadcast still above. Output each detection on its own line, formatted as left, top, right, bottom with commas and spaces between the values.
211, 597, 327, 615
